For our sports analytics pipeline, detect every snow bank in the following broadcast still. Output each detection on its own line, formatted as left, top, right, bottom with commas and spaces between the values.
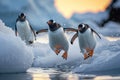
99, 21, 120, 37
73, 38, 120, 73
0, 20, 33, 73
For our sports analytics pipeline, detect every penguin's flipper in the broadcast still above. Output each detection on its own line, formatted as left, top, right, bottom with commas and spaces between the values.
91, 28, 101, 39
30, 25, 37, 40
36, 29, 48, 34
64, 28, 77, 32
15, 24, 17, 36
84, 53, 89, 60
15, 18, 18, 36
70, 32, 78, 44
55, 49, 60, 55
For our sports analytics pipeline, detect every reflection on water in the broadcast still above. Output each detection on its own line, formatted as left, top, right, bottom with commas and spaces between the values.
29, 68, 82, 80
94, 76, 120, 80
0, 68, 94, 80
0, 68, 120, 80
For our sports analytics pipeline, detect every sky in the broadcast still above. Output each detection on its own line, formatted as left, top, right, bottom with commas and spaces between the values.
55, 0, 112, 18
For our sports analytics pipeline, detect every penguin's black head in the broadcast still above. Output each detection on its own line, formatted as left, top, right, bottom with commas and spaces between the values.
47, 19, 60, 31
18, 13, 26, 22
78, 23, 89, 33
47, 19, 55, 26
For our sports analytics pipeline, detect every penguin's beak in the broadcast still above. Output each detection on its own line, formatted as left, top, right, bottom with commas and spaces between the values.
47, 21, 50, 25
21, 16, 25, 20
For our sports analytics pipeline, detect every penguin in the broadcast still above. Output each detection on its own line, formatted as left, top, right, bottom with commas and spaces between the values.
15, 13, 36, 44
36, 19, 76, 60
70, 23, 101, 60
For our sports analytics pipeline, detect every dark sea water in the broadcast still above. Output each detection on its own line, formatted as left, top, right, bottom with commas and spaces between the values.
0, 68, 120, 80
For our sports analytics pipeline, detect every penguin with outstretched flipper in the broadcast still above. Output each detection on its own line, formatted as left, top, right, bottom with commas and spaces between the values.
36, 19, 77, 60
71, 23, 101, 60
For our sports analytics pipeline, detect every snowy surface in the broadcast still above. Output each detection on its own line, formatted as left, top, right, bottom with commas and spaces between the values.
99, 21, 120, 37
73, 39, 120, 73
0, 20, 33, 73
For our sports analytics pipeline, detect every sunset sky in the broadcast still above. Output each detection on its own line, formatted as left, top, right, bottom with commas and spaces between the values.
55, 0, 112, 18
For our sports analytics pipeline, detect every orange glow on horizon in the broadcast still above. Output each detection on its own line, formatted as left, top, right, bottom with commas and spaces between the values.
55, 0, 111, 18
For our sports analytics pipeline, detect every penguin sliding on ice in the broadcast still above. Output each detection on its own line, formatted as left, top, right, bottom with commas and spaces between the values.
15, 13, 36, 44
71, 23, 101, 60
36, 19, 76, 60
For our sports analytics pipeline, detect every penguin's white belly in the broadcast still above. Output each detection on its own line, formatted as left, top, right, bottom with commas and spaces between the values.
48, 27, 69, 51
78, 28, 96, 50
16, 20, 34, 43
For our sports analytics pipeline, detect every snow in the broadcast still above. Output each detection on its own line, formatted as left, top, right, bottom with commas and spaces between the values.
0, 20, 33, 73
99, 21, 120, 37
73, 39, 120, 73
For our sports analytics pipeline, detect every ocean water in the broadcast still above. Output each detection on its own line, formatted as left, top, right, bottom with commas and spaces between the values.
0, 68, 120, 80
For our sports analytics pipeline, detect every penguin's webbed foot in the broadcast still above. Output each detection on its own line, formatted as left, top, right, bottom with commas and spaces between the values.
62, 51, 67, 60
86, 48, 94, 57
55, 49, 60, 55
84, 53, 89, 60
88, 49, 94, 57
